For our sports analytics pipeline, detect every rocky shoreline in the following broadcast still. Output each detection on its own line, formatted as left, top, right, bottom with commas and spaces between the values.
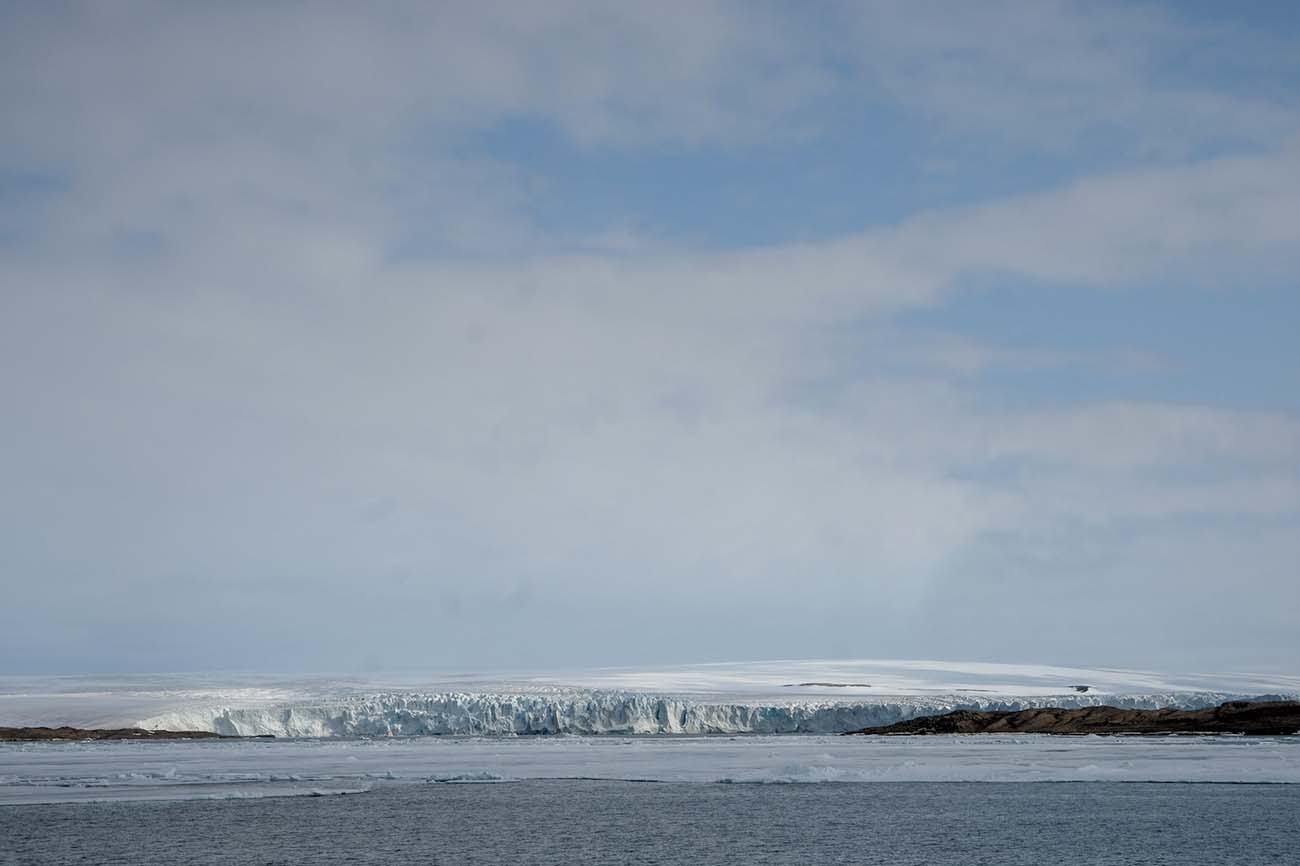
0, 726, 242, 741
845, 700, 1300, 736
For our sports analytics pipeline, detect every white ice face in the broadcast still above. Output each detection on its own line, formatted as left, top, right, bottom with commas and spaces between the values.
4, 660, 1297, 737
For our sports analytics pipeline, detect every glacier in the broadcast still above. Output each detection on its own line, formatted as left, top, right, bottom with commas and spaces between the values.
5, 660, 1297, 738
135, 689, 1285, 738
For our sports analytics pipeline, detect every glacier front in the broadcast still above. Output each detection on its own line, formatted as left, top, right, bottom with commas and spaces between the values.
5, 660, 1297, 738
136, 689, 1275, 738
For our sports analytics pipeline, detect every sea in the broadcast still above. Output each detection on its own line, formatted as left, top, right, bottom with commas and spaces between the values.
4, 779, 1298, 865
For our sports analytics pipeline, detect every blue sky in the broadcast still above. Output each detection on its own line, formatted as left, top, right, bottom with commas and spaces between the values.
1, 1, 1297, 675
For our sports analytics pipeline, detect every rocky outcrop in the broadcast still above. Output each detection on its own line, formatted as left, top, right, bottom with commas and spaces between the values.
845, 700, 1300, 735
0, 726, 232, 741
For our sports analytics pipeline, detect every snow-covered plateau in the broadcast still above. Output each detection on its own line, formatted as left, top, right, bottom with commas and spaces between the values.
4, 660, 1296, 738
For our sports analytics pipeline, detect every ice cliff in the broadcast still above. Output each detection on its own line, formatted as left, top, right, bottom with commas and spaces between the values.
136, 690, 1282, 737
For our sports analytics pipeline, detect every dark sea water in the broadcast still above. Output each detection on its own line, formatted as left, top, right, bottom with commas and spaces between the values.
2, 781, 1297, 866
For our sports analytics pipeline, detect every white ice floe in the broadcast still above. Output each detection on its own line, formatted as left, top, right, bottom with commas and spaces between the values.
2, 732, 1298, 804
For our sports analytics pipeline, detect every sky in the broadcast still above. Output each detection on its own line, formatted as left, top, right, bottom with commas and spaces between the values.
1, 1, 1298, 676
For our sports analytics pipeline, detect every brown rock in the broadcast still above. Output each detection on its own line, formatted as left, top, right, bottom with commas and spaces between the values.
0, 726, 234, 741
845, 700, 1300, 736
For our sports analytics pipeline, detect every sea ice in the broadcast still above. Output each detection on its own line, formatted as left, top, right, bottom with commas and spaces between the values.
2, 733, 1297, 804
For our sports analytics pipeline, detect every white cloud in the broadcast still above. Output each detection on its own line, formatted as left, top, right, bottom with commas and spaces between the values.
1, 1, 1297, 671
5, 144, 1294, 600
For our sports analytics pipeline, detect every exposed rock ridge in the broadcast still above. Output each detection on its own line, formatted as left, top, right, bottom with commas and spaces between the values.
845, 700, 1300, 735
0, 726, 232, 741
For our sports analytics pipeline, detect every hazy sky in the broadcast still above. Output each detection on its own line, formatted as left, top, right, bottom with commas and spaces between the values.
2, 1, 1298, 675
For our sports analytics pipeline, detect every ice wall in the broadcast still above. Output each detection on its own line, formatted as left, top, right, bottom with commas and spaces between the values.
136, 689, 1280, 737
